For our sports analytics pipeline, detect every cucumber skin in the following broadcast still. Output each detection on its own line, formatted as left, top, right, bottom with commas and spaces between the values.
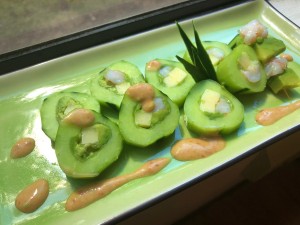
40, 92, 100, 141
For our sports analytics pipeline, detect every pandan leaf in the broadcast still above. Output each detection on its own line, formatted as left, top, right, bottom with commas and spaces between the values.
193, 23, 217, 81
176, 21, 217, 82
176, 22, 196, 63
192, 49, 209, 76
176, 56, 205, 82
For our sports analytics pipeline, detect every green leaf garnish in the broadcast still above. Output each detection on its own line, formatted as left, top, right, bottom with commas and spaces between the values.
176, 56, 205, 79
176, 21, 217, 82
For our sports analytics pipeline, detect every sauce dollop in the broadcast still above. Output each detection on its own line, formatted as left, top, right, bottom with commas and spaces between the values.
65, 157, 171, 211
146, 60, 161, 71
63, 108, 95, 128
10, 137, 35, 159
126, 83, 156, 112
15, 179, 49, 213
171, 136, 226, 161
256, 100, 300, 126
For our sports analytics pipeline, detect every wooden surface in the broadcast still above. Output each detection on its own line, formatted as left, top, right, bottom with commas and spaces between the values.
174, 156, 300, 225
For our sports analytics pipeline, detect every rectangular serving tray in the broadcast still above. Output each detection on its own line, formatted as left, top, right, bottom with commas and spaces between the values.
0, 0, 299, 224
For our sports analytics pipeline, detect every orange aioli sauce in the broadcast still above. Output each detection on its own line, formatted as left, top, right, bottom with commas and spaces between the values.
63, 108, 95, 128
15, 179, 49, 213
256, 100, 300, 126
171, 136, 226, 161
65, 157, 171, 211
146, 60, 161, 71
126, 83, 156, 112
10, 137, 35, 159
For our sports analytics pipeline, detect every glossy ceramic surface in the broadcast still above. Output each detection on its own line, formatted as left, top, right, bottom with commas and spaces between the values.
1, 0, 300, 224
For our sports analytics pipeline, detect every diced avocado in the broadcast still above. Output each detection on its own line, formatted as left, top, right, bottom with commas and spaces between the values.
253, 37, 286, 63
134, 110, 152, 128
199, 89, 221, 113
145, 59, 195, 107
216, 44, 267, 94
163, 67, 188, 87
75, 124, 111, 159
267, 61, 300, 93
119, 84, 180, 147
81, 126, 99, 145
40, 92, 100, 141
55, 111, 123, 178
184, 80, 244, 135
288, 61, 300, 75
90, 60, 145, 108
80, 124, 110, 146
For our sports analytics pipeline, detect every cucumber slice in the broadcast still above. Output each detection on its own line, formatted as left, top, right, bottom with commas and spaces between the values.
145, 59, 195, 107
216, 44, 267, 94
55, 111, 123, 178
184, 80, 244, 135
90, 60, 145, 108
40, 92, 100, 141
119, 84, 180, 147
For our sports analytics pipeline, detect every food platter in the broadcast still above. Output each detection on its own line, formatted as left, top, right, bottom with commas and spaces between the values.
0, 0, 300, 224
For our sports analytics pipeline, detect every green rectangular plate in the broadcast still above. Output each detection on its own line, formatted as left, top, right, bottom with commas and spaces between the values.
1, 0, 300, 224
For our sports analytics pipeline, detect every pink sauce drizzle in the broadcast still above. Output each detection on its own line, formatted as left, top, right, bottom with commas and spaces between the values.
171, 136, 226, 161
256, 100, 300, 126
65, 157, 171, 211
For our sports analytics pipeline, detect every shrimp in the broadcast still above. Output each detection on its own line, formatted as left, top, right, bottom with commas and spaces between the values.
238, 52, 262, 83
104, 70, 125, 85
207, 48, 225, 65
265, 57, 287, 78
215, 98, 231, 114
239, 20, 268, 45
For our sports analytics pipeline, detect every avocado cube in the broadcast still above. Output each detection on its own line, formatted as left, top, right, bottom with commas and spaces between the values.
163, 67, 187, 87
200, 89, 220, 113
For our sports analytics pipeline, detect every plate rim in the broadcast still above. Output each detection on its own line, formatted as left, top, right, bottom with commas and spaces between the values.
1, 0, 300, 224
